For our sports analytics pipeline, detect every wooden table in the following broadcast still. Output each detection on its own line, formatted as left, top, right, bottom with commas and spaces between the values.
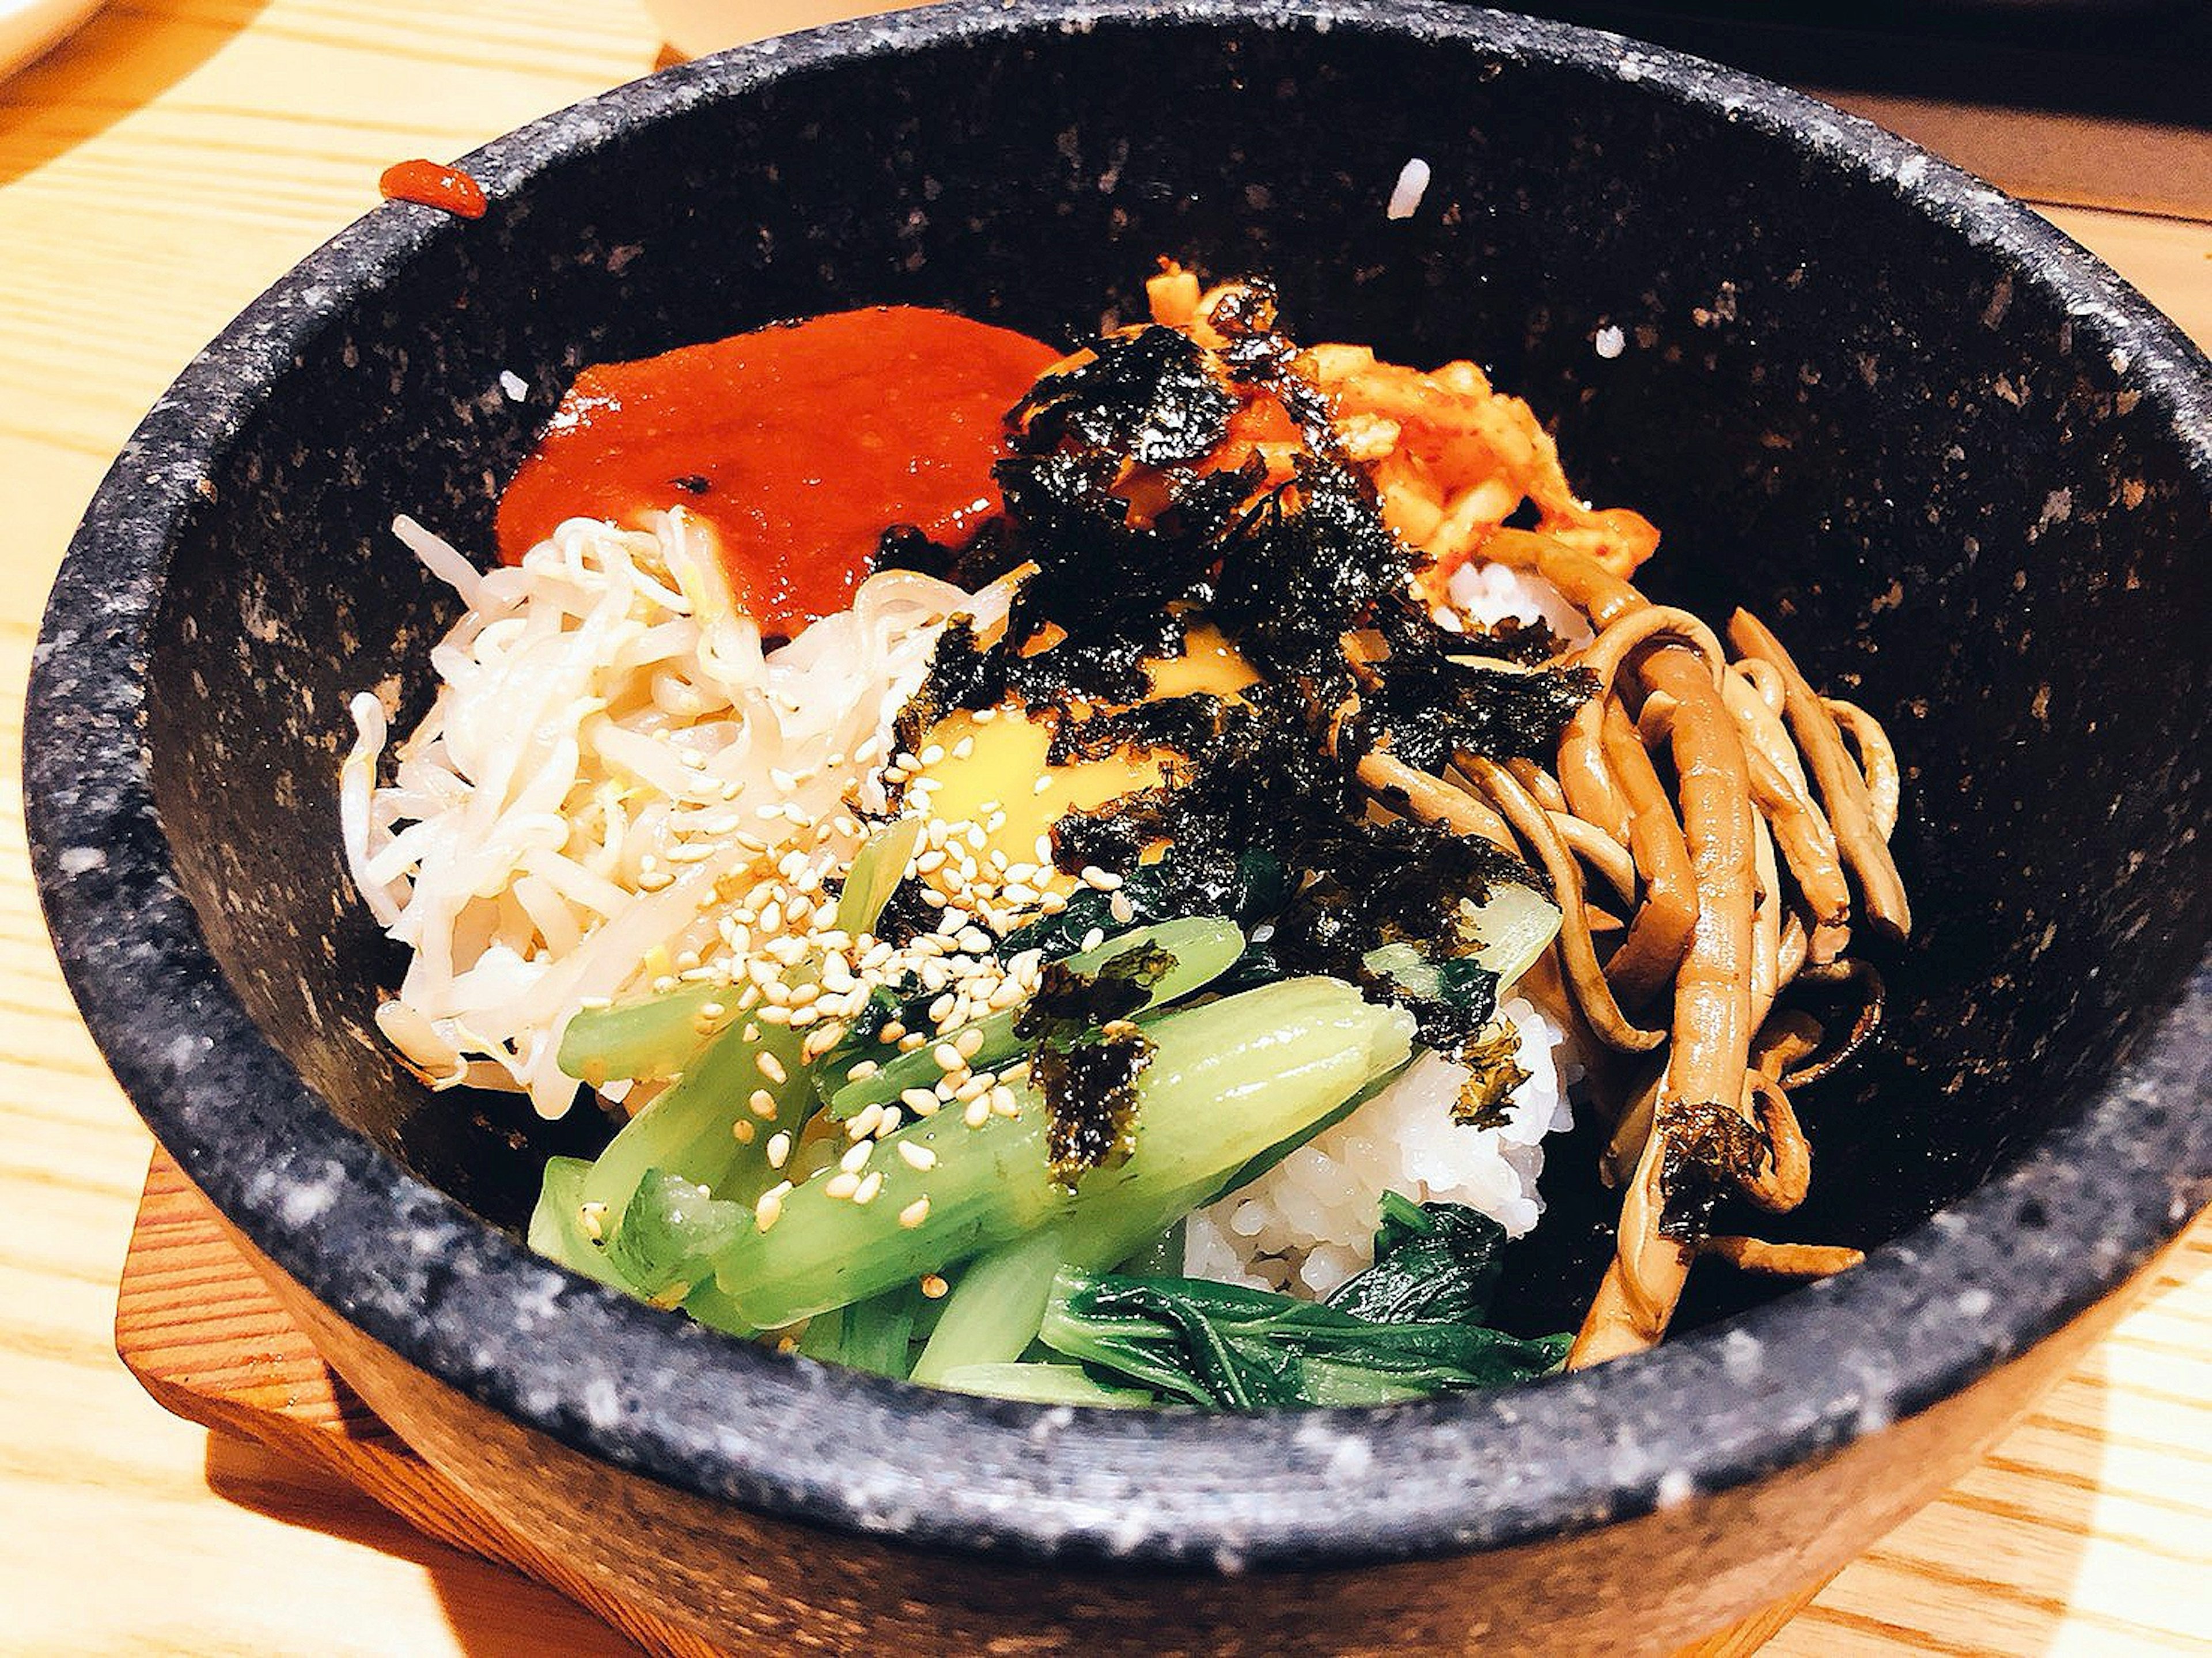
1, 3, 2205, 1651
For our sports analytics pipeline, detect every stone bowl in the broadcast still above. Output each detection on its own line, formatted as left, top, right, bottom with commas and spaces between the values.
25, 2, 2211, 1651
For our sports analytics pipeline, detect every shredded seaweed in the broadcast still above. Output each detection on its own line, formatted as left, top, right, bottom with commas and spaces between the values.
1363, 616, 1596, 773
1450, 1025, 1533, 1130
1015, 943, 1176, 1048
1657, 1101, 1773, 1243
1009, 325, 1237, 468
1036, 1023, 1155, 1190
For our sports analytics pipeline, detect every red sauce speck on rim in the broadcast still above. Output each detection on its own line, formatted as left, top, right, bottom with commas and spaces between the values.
495, 306, 1063, 638
378, 160, 488, 219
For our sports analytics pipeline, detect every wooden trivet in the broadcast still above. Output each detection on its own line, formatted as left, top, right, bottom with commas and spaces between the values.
116, 1148, 1825, 1656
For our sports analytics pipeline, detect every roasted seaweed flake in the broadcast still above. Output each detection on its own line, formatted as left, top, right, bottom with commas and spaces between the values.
1449, 1024, 1533, 1130
1657, 1101, 1774, 1243
1009, 326, 1237, 468
1016, 943, 1177, 1049
1038, 1023, 1155, 1190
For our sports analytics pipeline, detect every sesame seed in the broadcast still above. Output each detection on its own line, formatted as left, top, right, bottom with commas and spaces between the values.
899, 1196, 931, 1229
846, 1060, 881, 1083
747, 1088, 780, 1120
756, 1050, 788, 1085
932, 1042, 965, 1072
847, 1103, 885, 1141
921, 1274, 949, 1299
754, 1187, 786, 1231
919, 743, 946, 767
1080, 927, 1106, 952
1110, 893, 1135, 924
963, 1099, 992, 1129
954, 1027, 986, 1060
900, 1087, 941, 1116
951, 736, 976, 760
766, 1132, 791, 1169
839, 1141, 873, 1175
824, 1172, 861, 1200
853, 1171, 885, 1205
732, 1120, 757, 1144
577, 1201, 607, 1242
1033, 775, 1053, 795
898, 1141, 938, 1171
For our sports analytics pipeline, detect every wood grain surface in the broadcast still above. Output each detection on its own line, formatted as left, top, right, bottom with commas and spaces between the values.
1, 2, 2206, 1652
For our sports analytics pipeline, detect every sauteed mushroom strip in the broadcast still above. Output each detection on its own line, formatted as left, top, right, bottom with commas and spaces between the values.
1508, 757, 1569, 814
1461, 754, 1666, 1053
1640, 648, 1759, 1118
1551, 811, 1639, 905
1738, 1070, 1812, 1214
1557, 699, 1633, 847
1825, 696, 1902, 839
1596, 700, 1699, 1006
1355, 748, 1517, 853
1728, 610, 1911, 940
1567, 647, 1758, 1366
1782, 958, 1888, 1089
1699, 1237, 1864, 1277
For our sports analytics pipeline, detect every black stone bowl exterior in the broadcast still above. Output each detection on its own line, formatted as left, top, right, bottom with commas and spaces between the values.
25, 2, 2212, 1651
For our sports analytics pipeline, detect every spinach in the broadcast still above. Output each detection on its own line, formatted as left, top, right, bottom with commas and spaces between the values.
1036, 1195, 1563, 1409
1323, 1192, 1507, 1326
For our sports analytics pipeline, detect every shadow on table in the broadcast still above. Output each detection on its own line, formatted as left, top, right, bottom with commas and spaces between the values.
0, 0, 274, 190
203, 1431, 645, 1656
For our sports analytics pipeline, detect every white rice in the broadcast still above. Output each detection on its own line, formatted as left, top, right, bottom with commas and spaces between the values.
1184, 994, 1575, 1297
1449, 557, 1592, 646
341, 511, 1009, 1116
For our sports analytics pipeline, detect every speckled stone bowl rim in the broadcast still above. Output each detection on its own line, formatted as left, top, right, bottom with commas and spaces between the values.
26, 0, 2212, 1573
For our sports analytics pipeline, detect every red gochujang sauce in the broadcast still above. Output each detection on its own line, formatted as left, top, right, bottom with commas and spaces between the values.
378, 160, 488, 219
495, 306, 1063, 638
